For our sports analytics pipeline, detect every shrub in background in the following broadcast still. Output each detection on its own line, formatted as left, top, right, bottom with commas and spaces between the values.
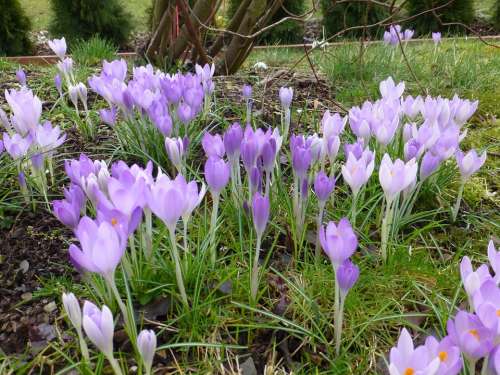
72, 36, 118, 66
320, 0, 390, 39
49, 0, 132, 47
406, 0, 474, 34
0, 0, 32, 56
495, 0, 500, 30
227, 0, 306, 44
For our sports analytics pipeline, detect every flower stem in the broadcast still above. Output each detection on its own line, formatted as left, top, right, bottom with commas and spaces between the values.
333, 265, 340, 353
106, 354, 124, 375
315, 202, 325, 262
481, 357, 489, 375
76, 327, 90, 363
250, 234, 262, 303
335, 296, 345, 357
381, 199, 394, 262
209, 192, 220, 267
168, 228, 189, 307
452, 181, 465, 222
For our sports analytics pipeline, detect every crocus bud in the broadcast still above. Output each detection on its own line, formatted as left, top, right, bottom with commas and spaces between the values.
204, 156, 230, 194
99, 107, 117, 126
223, 123, 243, 160
137, 329, 157, 374
250, 166, 261, 194
261, 138, 277, 173
279, 87, 293, 108
53, 199, 81, 228
177, 103, 193, 124
16, 68, 26, 86
31, 153, 45, 171
314, 171, 335, 202
165, 137, 185, 172
62, 292, 82, 330
69, 85, 79, 109
82, 301, 114, 356
48, 37, 67, 60
455, 149, 486, 181
420, 151, 441, 180
54, 74, 63, 96
202, 132, 225, 158
320, 218, 357, 267
77, 83, 88, 109
242, 84, 252, 100
336, 259, 360, 296
432, 32, 441, 45
252, 192, 270, 237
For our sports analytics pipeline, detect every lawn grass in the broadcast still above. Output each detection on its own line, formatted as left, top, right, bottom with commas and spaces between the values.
0, 38, 499, 373
19, 0, 150, 32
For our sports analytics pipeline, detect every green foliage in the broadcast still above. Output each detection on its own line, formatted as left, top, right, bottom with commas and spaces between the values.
71, 36, 118, 66
495, 0, 500, 29
320, 0, 390, 38
48, 0, 132, 47
0, 0, 32, 56
227, 0, 306, 44
406, 0, 475, 34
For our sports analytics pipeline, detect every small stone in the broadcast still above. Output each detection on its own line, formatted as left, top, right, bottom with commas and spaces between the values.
19, 260, 29, 273
21, 292, 33, 301
43, 301, 57, 313
240, 357, 257, 375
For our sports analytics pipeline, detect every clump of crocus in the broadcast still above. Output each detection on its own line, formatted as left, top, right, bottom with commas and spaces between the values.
137, 329, 157, 375
319, 218, 358, 355
82, 301, 123, 375
452, 149, 486, 221
378, 154, 417, 261
250, 193, 270, 302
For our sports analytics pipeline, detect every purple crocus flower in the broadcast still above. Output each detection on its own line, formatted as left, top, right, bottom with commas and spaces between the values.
2, 132, 32, 159
313, 171, 335, 202
165, 137, 185, 172
432, 32, 442, 45
5, 88, 42, 135
0, 139, 4, 154
290, 135, 312, 179
35, 121, 66, 153
401, 96, 423, 119
424, 336, 462, 375
57, 57, 73, 77
319, 218, 357, 266
53, 199, 81, 228
252, 192, 270, 237
54, 74, 63, 96
379, 154, 418, 202
261, 137, 278, 173
447, 310, 494, 361
99, 107, 117, 126
341, 148, 375, 196
321, 111, 346, 138
388, 328, 440, 375
450, 95, 478, 126
380, 77, 405, 100
279, 87, 293, 108
473, 280, 500, 337
420, 151, 442, 180
242, 84, 252, 100
336, 259, 359, 297
202, 132, 225, 158
455, 149, 486, 181
69, 216, 126, 276
137, 329, 157, 375
82, 301, 114, 356
16, 68, 26, 86
204, 156, 230, 194
404, 139, 425, 162
48, 37, 67, 60
348, 102, 373, 141
241, 132, 259, 172
460, 256, 494, 299
223, 123, 243, 161
147, 173, 187, 232
102, 59, 127, 81
177, 103, 194, 124
403, 29, 414, 41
